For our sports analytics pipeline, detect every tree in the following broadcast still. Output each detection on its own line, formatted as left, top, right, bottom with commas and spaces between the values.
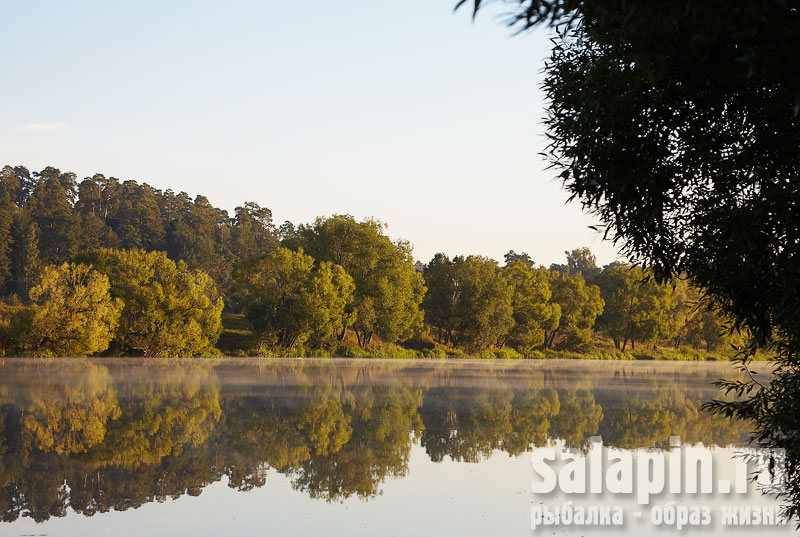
503, 250, 534, 268
419, 253, 458, 344
677, 289, 745, 352
230, 202, 279, 262
0, 167, 17, 292
565, 247, 598, 280
26, 173, 78, 264
165, 194, 228, 279
74, 177, 103, 217
35, 166, 77, 205
546, 271, 603, 350
74, 176, 119, 251
298, 215, 424, 347
594, 264, 672, 351
656, 277, 693, 348
12, 263, 122, 357
1, 165, 35, 206
77, 212, 119, 252
278, 220, 298, 245
8, 211, 41, 300
306, 260, 358, 348
77, 249, 223, 356
96, 174, 120, 221
109, 181, 165, 251
502, 261, 560, 350
422, 254, 513, 351
459, 0, 800, 512
231, 248, 354, 350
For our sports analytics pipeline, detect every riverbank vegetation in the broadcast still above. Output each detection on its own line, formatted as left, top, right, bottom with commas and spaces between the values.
0, 165, 756, 359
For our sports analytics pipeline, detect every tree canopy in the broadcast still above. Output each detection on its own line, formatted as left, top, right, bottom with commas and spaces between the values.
231, 248, 354, 350
422, 254, 514, 351
77, 249, 223, 357
594, 265, 673, 352
11, 263, 122, 357
502, 261, 560, 350
546, 271, 603, 350
297, 215, 425, 347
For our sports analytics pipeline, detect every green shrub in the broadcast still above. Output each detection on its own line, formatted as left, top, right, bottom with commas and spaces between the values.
493, 348, 523, 359
423, 347, 448, 358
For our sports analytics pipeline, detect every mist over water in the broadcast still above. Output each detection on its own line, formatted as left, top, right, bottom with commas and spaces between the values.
0, 358, 785, 536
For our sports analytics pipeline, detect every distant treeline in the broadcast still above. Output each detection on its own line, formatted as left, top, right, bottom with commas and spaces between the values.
0, 165, 742, 357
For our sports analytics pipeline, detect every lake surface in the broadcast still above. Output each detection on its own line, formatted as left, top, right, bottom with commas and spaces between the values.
0, 358, 791, 536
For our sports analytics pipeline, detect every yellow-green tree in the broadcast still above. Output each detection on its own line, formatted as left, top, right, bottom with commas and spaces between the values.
77, 249, 223, 356
232, 248, 355, 349
546, 271, 604, 350
12, 263, 122, 356
306, 259, 357, 349
298, 215, 425, 347
502, 261, 560, 351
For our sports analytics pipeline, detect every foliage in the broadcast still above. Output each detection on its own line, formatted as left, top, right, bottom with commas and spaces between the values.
422, 254, 514, 351
8, 211, 41, 300
565, 247, 599, 280
77, 249, 223, 356
230, 202, 279, 270
297, 215, 425, 347
502, 261, 560, 350
547, 270, 603, 350
594, 264, 674, 351
503, 250, 534, 268
231, 248, 355, 350
12, 263, 122, 357
0, 165, 284, 297
26, 170, 78, 264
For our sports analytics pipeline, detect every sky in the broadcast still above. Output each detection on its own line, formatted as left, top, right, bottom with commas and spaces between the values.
0, 0, 622, 267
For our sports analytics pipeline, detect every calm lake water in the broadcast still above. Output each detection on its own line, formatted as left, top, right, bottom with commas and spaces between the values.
0, 358, 791, 536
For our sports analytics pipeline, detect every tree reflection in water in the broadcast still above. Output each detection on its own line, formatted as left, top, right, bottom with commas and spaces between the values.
0, 359, 749, 522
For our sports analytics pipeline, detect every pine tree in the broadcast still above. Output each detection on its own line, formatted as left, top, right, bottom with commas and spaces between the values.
110, 181, 165, 251
27, 176, 79, 264
9, 211, 42, 299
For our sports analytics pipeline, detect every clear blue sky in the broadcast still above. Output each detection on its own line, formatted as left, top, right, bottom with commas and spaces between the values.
1, 0, 620, 267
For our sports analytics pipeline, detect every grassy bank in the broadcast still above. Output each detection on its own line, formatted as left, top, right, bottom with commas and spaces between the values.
217, 314, 769, 361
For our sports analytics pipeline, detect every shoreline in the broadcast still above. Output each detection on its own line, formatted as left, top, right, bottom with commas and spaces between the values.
0, 353, 773, 362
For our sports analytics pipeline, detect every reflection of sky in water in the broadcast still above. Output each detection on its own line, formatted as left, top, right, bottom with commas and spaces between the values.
0, 358, 790, 536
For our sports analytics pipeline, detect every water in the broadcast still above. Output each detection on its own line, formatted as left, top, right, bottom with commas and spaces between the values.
0, 358, 791, 536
